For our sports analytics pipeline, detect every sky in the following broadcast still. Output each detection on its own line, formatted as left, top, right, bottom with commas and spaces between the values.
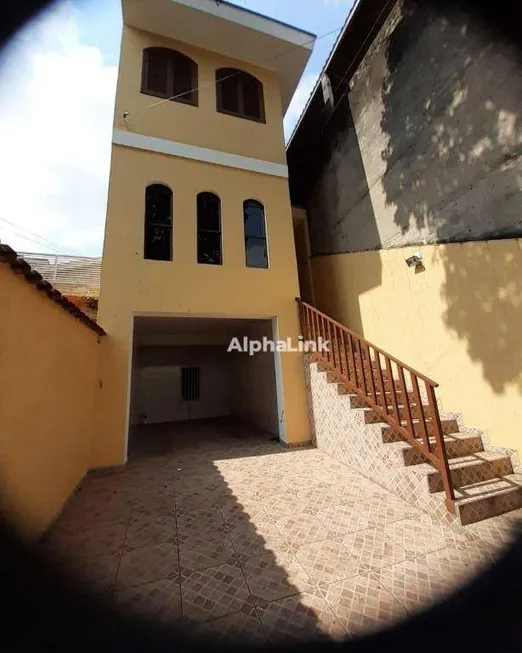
0, 0, 354, 256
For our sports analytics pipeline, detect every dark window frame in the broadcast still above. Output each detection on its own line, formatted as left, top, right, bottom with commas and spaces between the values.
144, 183, 173, 262
181, 367, 200, 401
197, 192, 222, 266
243, 199, 269, 269
141, 47, 198, 107
216, 68, 265, 123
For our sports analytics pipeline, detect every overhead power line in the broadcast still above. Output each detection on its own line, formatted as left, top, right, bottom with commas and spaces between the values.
0, 217, 80, 256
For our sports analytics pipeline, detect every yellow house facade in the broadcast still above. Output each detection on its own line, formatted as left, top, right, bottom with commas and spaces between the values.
94, 0, 316, 467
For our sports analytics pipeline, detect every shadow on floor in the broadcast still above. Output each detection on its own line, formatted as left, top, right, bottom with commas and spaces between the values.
44, 417, 338, 645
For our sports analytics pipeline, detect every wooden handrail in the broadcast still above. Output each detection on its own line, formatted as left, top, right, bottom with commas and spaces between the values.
297, 299, 439, 386
296, 298, 455, 514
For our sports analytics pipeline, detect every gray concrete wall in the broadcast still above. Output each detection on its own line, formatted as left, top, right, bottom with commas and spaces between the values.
306, 0, 522, 254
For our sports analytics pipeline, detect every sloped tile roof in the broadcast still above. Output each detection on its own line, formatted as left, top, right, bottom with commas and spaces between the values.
0, 244, 105, 336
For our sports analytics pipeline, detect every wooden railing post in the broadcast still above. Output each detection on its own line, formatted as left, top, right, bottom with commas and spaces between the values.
374, 352, 388, 415
426, 384, 455, 513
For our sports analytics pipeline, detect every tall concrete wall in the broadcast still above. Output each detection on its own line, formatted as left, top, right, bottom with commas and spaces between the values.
306, 0, 522, 254
0, 265, 101, 538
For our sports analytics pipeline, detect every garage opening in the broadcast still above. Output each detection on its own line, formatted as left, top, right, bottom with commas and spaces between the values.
128, 316, 281, 457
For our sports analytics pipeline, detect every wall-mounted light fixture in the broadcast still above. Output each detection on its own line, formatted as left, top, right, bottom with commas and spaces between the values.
405, 252, 421, 267
405, 252, 424, 272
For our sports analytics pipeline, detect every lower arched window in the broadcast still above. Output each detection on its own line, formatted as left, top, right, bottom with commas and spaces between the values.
243, 199, 268, 268
197, 192, 222, 265
144, 184, 173, 261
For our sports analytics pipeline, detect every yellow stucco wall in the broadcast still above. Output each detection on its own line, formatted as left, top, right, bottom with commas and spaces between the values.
0, 266, 101, 537
96, 145, 310, 466
230, 321, 279, 435
96, 26, 310, 464
114, 27, 286, 164
311, 240, 522, 459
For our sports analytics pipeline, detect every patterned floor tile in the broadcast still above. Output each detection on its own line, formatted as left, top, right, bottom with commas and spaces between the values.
383, 517, 461, 557
463, 514, 516, 552
176, 508, 226, 538
355, 492, 421, 525
296, 537, 368, 586
55, 503, 131, 533
220, 498, 274, 525
295, 484, 382, 513
116, 542, 179, 589
257, 494, 307, 519
319, 573, 409, 636
316, 504, 377, 537
132, 492, 176, 517
113, 577, 182, 623
48, 523, 127, 559
231, 480, 290, 502
63, 552, 120, 594
191, 607, 266, 643
125, 514, 177, 550
374, 559, 453, 613
241, 551, 312, 604
341, 527, 408, 570
257, 590, 346, 643
178, 530, 236, 572
177, 490, 232, 512
181, 563, 251, 622
275, 512, 332, 548
46, 419, 510, 645
227, 518, 292, 561
422, 544, 492, 585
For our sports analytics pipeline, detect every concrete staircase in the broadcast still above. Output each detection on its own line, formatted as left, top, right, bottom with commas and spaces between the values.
306, 360, 522, 526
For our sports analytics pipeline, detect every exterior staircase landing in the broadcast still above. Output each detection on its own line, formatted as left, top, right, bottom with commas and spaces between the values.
307, 361, 522, 526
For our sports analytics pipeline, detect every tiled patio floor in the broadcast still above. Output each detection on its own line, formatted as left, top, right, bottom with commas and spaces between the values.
44, 419, 519, 644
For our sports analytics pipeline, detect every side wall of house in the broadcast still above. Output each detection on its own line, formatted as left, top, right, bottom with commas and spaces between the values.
0, 267, 101, 538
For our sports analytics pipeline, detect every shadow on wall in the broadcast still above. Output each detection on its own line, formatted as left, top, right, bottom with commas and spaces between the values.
306, 97, 383, 334
380, 0, 522, 395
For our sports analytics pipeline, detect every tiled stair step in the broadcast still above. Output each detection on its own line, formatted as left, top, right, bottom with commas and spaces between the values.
324, 363, 401, 390
427, 453, 513, 493
381, 417, 459, 442
345, 389, 415, 406
319, 359, 419, 396
323, 365, 409, 401
402, 432, 484, 465
363, 403, 431, 424
455, 475, 522, 525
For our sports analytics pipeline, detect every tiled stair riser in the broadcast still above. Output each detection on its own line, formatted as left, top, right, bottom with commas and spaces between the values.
305, 359, 522, 526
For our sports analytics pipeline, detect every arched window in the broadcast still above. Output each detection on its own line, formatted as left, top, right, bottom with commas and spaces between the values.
141, 47, 198, 106
144, 184, 173, 261
243, 200, 268, 268
216, 68, 265, 122
197, 192, 222, 265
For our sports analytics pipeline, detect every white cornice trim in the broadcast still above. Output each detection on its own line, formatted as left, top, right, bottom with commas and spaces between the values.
171, 0, 315, 48
112, 130, 289, 178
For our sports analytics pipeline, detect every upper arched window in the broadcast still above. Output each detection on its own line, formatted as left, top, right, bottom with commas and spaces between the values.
216, 68, 265, 122
243, 200, 268, 268
197, 192, 222, 265
144, 184, 173, 261
141, 48, 198, 106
